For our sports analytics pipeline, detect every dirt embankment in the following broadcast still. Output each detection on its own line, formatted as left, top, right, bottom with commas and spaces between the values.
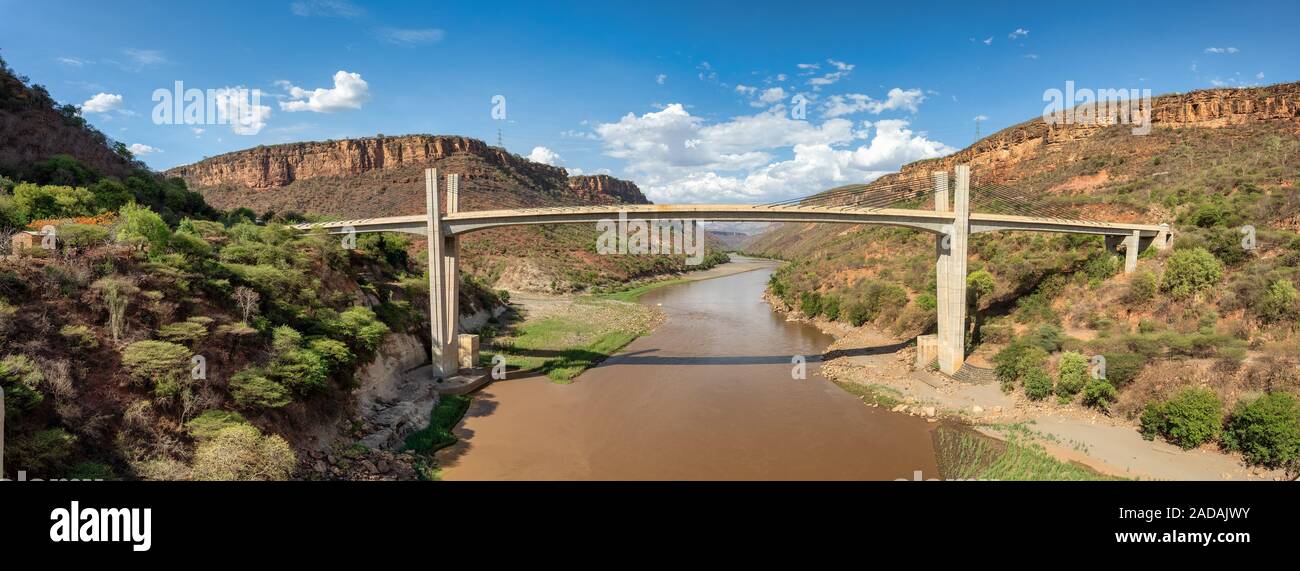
767, 297, 1288, 481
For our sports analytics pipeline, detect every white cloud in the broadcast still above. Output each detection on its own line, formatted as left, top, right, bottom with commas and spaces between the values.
656, 74, 667, 85
1257, 71, 1266, 80
1204, 47, 1239, 54
81, 93, 123, 113
120, 49, 166, 71
973, 114, 989, 122
982, 37, 993, 45
57, 57, 88, 67
128, 143, 161, 155
822, 88, 925, 117
192, 127, 205, 136
278, 71, 370, 112
527, 146, 563, 166
211, 87, 272, 135
291, 0, 363, 18
379, 28, 445, 45
807, 59, 854, 89
592, 104, 952, 203
1008, 28, 1029, 39
758, 87, 786, 104
1023, 53, 1039, 60
735, 84, 758, 97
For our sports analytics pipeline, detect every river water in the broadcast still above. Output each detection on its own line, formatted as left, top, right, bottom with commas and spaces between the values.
438, 261, 941, 480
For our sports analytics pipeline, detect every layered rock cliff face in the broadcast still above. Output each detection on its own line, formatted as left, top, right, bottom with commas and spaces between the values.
166, 134, 647, 205
877, 82, 1300, 187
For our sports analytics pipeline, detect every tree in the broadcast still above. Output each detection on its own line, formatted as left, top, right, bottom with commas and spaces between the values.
1, 354, 45, 417
229, 369, 291, 409
1124, 269, 1158, 306
1222, 392, 1300, 469
12, 182, 95, 220
1024, 369, 1054, 400
115, 202, 170, 251
966, 270, 996, 308
90, 277, 136, 343
1082, 379, 1118, 411
120, 340, 192, 398
233, 286, 260, 323
1161, 247, 1223, 300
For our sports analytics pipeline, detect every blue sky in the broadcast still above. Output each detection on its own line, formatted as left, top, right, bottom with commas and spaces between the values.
1, 0, 1295, 203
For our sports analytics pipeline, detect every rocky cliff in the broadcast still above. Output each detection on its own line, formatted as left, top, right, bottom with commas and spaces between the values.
878, 82, 1300, 188
167, 134, 648, 205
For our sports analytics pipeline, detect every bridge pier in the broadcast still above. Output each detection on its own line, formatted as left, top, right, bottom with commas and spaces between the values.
425, 168, 462, 379
935, 165, 970, 375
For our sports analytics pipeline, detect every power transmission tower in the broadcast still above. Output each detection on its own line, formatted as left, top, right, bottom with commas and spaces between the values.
496, 128, 503, 148
974, 116, 982, 141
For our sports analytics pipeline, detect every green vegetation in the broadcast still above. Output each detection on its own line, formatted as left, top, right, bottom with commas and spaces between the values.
1161, 247, 1223, 299
404, 394, 473, 480
1054, 351, 1089, 400
190, 424, 296, 481
1140, 388, 1223, 449
832, 380, 904, 408
1222, 392, 1300, 470
0, 354, 44, 416
932, 425, 1117, 481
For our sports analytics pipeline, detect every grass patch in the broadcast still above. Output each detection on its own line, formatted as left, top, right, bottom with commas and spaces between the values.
832, 380, 904, 408
596, 278, 689, 303
484, 299, 651, 383
932, 425, 1121, 481
404, 394, 473, 480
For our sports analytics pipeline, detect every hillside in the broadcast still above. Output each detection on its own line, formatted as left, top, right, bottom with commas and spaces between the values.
748, 82, 1300, 461
168, 135, 727, 293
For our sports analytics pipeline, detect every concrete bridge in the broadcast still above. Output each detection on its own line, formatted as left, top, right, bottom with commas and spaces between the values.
294, 166, 1168, 378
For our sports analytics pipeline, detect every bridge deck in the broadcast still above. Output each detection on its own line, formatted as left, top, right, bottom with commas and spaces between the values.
291, 204, 1165, 238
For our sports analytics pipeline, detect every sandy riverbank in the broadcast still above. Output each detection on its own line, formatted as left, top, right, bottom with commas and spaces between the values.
796, 315, 1287, 480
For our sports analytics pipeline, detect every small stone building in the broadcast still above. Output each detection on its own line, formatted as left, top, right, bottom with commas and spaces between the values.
9, 231, 39, 253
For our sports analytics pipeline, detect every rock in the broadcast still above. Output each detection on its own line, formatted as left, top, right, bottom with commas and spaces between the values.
972, 405, 984, 414
891, 404, 908, 413
361, 460, 378, 473
377, 460, 390, 474
992, 406, 1003, 414
314, 461, 327, 474
922, 406, 936, 417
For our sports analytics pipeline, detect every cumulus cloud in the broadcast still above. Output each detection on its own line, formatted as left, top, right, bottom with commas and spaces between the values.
656, 74, 667, 85
278, 71, 370, 112
527, 146, 563, 166
81, 93, 123, 113
128, 143, 161, 155
592, 104, 952, 203
807, 59, 854, 89
822, 88, 925, 117
211, 87, 272, 135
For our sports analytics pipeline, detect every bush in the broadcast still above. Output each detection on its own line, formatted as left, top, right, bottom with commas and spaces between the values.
993, 342, 1049, 388
271, 348, 330, 394
1255, 279, 1300, 324
845, 302, 872, 326
1055, 351, 1089, 398
58, 324, 98, 349
1082, 379, 1118, 411
799, 291, 822, 317
229, 370, 292, 409
1124, 269, 1158, 306
190, 424, 296, 481
157, 321, 208, 345
58, 223, 109, 249
185, 409, 250, 439
308, 338, 354, 370
1140, 388, 1223, 449
1, 354, 46, 416
120, 340, 192, 395
331, 306, 389, 352
1161, 248, 1223, 299
1024, 369, 1054, 400
820, 295, 841, 321
1222, 392, 1300, 469
8, 428, 77, 476
116, 202, 171, 251
1102, 352, 1145, 388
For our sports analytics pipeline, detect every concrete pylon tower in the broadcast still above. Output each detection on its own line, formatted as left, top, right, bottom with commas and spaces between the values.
936, 165, 970, 375
425, 168, 459, 379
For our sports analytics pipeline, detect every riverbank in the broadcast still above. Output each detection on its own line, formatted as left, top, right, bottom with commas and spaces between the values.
779, 303, 1287, 480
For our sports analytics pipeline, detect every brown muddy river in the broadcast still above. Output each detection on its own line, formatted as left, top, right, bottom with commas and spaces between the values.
438, 261, 940, 480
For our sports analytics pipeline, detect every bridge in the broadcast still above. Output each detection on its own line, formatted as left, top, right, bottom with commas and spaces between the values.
294, 166, 1169, 379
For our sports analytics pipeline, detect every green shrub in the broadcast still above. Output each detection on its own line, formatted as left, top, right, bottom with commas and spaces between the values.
1102, 352, 1145, 388
190, 424, 296, 481
1124, 269, 1158, 306
1024, 369, 1054, 400
0, 354, 45, 416
116, 202, 171, 251
185, 409, 250, 439
120, 340, 192, 394
799, 291, 822, 317
157, 321, 208, 345
57, 223, 109, 249
67, 461, 117, 480
993, 342, 1049, 388
308, 337, 354, 369
820, 295, 841, 321
1222, 392, 1300, 469
1255, 279, 1300, 324
1082, 379, 1118, 411
1161, 247, 1223, 299
331, 306, 389, 352
915, 292, 937, 311
58, 324, 98, 349
271, 349, 330, 394
1140, 388, 1223, 449
229, 369, 292, 409
1055, 351, 1089, 398
845, 302, 872, 326
8, 428, 77, 476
